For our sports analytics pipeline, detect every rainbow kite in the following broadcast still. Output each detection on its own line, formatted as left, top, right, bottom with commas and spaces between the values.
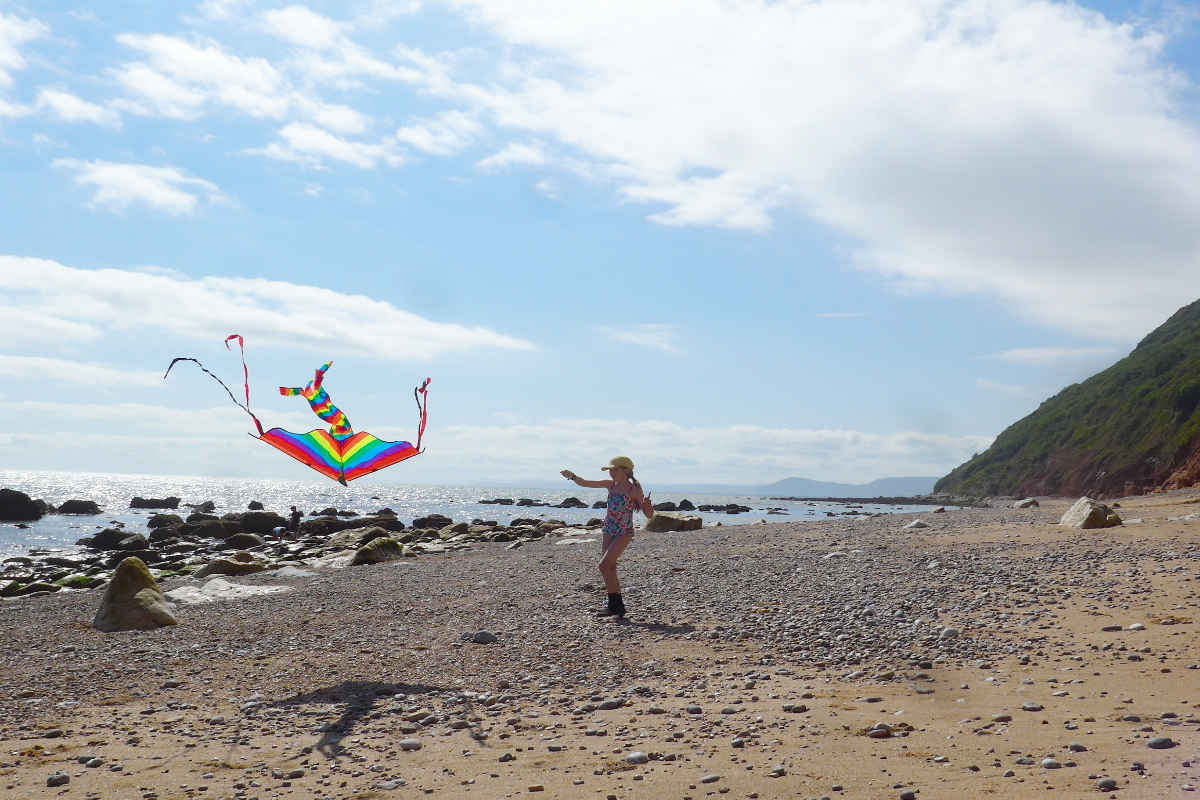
165, 335, 429, 485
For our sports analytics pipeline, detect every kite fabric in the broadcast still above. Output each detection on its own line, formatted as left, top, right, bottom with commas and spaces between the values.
164, 335, 430, 485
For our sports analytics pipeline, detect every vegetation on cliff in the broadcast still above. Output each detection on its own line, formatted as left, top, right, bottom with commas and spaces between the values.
935, 299, 1200, 497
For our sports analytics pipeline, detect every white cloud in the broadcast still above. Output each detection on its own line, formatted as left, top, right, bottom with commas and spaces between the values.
0, 13, 47, 88
113, 33, 288, 120
199, 0, 251, 22
292, 96, 369, 135
35, 88, 121, 127
423, 418, 994, 484
477, 141, 545, 171
53, 159, 229, 215
975, 378, 1033, 397
0, 256, 537, 361
0, 356, 162, 387
0, 305, 102, 345
534, 178, 557, 199
256, 122, 401, 169
596, 323, 681, 355
303, 182, 323, 197
987, 346, 1118, 365
0, 97, 30, 118
261, 6, 345, 50
432, 0, 1200, 340
394, 110, 481, 155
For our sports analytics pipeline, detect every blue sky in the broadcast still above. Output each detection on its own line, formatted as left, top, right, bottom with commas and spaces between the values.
1, 0, 1199, 486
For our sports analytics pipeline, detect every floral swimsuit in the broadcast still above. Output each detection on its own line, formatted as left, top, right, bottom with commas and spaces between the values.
603, 484, 637, 539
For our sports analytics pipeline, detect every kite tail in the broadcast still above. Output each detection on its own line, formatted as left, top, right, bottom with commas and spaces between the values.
414, 378, 430, 451
163, 336, 265, 436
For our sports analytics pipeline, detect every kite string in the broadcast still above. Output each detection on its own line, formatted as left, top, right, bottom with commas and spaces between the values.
414, 378, 430, 451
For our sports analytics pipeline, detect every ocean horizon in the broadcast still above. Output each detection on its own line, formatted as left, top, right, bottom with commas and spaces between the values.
0, 469, 947, 558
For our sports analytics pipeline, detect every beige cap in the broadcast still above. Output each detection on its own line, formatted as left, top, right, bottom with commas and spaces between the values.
601, 456, 634, 471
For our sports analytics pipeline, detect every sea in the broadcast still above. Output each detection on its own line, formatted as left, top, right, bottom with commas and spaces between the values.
0, 470, 949, 559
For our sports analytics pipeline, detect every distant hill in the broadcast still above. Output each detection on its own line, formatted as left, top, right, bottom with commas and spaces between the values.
936, 299, 1200, 498
758, 476, 938, 497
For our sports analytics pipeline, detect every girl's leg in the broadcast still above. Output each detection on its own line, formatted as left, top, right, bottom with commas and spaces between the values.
599, 534, 631, 592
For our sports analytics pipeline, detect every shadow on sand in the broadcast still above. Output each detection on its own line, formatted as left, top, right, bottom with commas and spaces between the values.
266, 680, 448, 758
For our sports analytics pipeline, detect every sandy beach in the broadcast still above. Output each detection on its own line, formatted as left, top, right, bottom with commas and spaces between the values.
2, 493, 1198, 800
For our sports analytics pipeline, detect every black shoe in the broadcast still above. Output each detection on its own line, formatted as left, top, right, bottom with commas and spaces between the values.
597, 593, 625, 617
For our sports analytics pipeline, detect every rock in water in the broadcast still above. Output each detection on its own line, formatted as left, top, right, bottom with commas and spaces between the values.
350, 537, 405, 565
1060, 497, 1122, 529
57, 499, 102, 515
130, 496, 180, 509
93, 557, 178, 632
644, 513, 703, 533
0, 488, 46, 521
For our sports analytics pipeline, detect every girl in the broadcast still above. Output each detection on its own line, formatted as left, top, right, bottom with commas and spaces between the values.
560, 456, 652, 618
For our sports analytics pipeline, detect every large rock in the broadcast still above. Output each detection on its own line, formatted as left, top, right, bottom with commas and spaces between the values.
229, 511, 288, 535
130, 496, 180, 509
412, 514, 452, 529
326, 525, 393, 551
0, 488, 45, 521
148, 513, 184, 529
644, 513, 703, 533
350, 537, 405, 565
92, 557, 178, 632
300, 515, 405, 537
1060, 497, 1122, 529
88, 528, 134, 551
57, 499, 102, 515
193, 557, 267, 579
225, 533, 267, 549
1013, 498, 1040, 509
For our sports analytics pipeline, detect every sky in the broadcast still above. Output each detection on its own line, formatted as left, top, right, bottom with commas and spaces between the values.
1, 0, 1199, 487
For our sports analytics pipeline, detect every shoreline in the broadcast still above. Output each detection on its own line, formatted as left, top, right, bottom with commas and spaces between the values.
1, 493, 1198, 798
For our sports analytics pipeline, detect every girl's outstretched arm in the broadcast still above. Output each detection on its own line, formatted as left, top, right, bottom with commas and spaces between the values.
560, 470, 611, 489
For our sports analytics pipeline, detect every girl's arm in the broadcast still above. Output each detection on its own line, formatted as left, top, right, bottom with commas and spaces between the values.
560, 470, 611, 489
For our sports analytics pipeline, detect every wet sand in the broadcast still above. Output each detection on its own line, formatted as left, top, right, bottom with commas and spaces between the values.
1, 493, 1198, 799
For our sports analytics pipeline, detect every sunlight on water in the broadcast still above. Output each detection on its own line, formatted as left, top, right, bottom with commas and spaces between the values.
0, 470, 948, 558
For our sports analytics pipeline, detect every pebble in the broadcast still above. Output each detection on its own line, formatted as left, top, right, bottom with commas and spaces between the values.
46, 772, 69, 787
700, 774, 721, 784
1128, 623, 1145, 631
400, 738, 422, 751
1147, 737, 1175, 749
1098, 777, 1118, 790
626, 751, 649, 765
768, 766, 786, 777
1021, 703, 1043, 712
471, 631, 498, 644
1042, 758, 1062, 769
686, 704, 703, 714
375, 779, 405, 790
900, 791, 917, 800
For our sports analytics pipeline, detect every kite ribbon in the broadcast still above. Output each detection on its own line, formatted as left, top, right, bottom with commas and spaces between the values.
415, 378, 430, 451
224, 334, 264, 435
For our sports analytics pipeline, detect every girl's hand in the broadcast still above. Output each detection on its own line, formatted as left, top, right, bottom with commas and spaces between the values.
560, 469, 577, 481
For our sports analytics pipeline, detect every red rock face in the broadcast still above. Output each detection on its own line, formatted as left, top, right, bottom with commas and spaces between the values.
1163, 442, 1200, 490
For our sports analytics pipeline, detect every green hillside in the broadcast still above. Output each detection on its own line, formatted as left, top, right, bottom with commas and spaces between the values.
935, 299, 1200, 497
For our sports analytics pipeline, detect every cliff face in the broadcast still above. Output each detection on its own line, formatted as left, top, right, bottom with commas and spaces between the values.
935, 299, 1200, 498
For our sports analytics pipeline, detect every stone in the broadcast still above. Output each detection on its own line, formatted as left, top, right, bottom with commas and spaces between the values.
193, 558, 266, 579
1098, 778, 1118, 790
626, 751, 649, 764
130, 496, 180, 509
247, 500, 264, 510
57, 499, 101, 514
225, 533, 267, 549
644, 513, 703, 533
471, 631, 498, 644
325, 524, 401, 549
903, 519, 929, 529
1042, 758, 1062, 769
92, 557, 178, 632
0, 488, 45, 521
46, 772, 69, 787
1021, 703, 1044, 712
147, 513, 184, 529
412, 514, 452, 529
1147, 737, 1175, 749
1059, 497, 1122, 529
350, 537, 405, 565
700, 774, 721, 784
1013, 498, 1039, 508
235, 511, 288, 534
400, 738, 422, 751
